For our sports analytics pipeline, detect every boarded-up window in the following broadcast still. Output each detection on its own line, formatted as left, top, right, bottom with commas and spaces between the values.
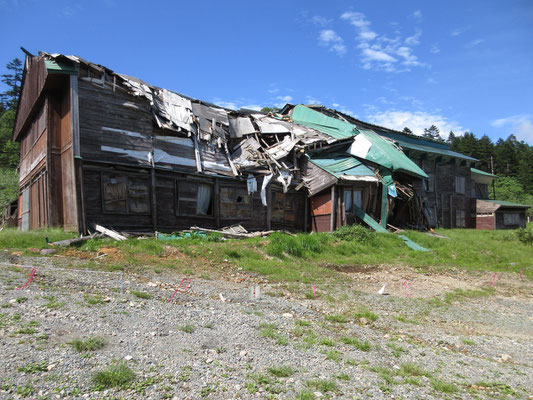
343, 188, 363, 213
272, 192, 299, 223
103, 175, 150, 214
220, 186, 252, 219
503, 212, 520, 226
456, 209, 466, 227
455, 176, 465, 194
176, 181, 213, 216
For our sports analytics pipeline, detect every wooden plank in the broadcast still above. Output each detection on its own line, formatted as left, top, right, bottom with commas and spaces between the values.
50, 233, 102, 246
90, 223, 127, 240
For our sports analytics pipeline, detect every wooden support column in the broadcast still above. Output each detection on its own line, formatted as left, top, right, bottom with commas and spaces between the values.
266, 186, 272, 230
150, 167, 157, 231
214, 178, 220, 229
304, 194, 308, 232
330, 186, 336, 232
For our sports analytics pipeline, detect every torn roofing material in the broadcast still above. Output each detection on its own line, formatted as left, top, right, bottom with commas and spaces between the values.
348, 130, 428, 179
290, 105, 357, 140
308, 155, 379, 182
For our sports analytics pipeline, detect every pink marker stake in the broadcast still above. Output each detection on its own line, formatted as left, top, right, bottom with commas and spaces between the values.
490, 273, 497, 287
313, 284, 317, 299
520, 269, 523, 279
17, 267, 36, 290
168, 278, 192, 301
403, 280, 411, 297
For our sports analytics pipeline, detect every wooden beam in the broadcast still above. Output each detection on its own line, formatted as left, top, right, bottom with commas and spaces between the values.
90, 223, 127, 241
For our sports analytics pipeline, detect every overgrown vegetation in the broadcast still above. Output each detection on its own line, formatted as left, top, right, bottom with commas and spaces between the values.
68, 337, 106, 352
92, 362, 136, 389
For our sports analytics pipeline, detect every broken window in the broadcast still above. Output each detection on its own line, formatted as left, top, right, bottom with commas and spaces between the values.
272, 192, 299, 223
176, 181, 213, 216
102, 174, 150, 214
455, 176, 465, 194
424, 173, 435, 192
220, 186, 252, 219
343, 188, 363, 213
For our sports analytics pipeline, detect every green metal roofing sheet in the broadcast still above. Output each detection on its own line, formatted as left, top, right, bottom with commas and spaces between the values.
471, 167, 497, 178
396, 139, 477, 161
350, 130, 429, 179
291, 105, 356, 140
309, 155, 377, 179
45, 60, 78, 75
483, 200, 531, 208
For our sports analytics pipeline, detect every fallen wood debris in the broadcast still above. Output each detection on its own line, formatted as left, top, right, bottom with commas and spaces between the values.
49, 233, 103, 247
190, 226, 276, 239
90, 223, 128, 241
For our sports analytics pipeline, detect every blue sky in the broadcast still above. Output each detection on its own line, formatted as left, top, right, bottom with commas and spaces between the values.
1, 0, 532, 144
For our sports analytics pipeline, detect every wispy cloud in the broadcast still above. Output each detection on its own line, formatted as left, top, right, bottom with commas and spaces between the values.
465, 39, 485, 48
61, 4, 83, 17
332, 103, 356, 117
430, 45, 440, 54
451, 26, 470, 36
492, 114, 533, 143
412, 10, 423, 21
367, 110, 464, 138
340, 11, 426, 72
318, 29, 347, 56
305, 96, 322, 105
311, 15, 331, 27
276, 95, 293, 102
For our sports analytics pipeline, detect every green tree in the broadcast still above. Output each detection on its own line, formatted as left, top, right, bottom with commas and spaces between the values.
261, 107, 280, 114
0, 109, 19, 168
0, 58, 23, 111
423, 125, 441, 141
402, 127, 413, 134
494, 176, 530, 204
0, 167, 18, 211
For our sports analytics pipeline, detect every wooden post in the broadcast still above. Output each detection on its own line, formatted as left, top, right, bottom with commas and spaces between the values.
330, 186, 336, 232
150, 167, 157, 231
266, 186, 272, 230
304, 194, 308, 232
214, 178, 220, 229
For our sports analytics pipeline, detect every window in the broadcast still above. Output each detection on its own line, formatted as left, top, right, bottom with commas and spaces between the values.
176, 181, 213, 216
503, 212, 520, 226
103, 174, 150, 214
455, 176, 465, 194
219, 186, 252, 219
456, 210, 466, 228
343, 188, 363, 213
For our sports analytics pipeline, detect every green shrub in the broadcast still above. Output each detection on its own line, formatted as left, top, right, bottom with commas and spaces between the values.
68, 337, 106, 352
92, 362, 135, 389
332, 224, 377, 243
516, 227, 533, 246
266, 232, 330, 259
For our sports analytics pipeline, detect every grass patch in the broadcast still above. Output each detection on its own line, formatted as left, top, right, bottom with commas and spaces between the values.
353, 307, 378, 322
387, 342, 408, 358
295, 389, 316, 400
17, 361, 47, 374
473, 381, 517, 396
267, 365, 294, 377
305, 379, 338, 393
130, 290, 151, 300
259, 323, 287, 345
15, 326, 37, 335
42, 296, 65, 309
324, 349, 342, 362
84, 294, 105, 305
398, 363, 432, 378
68, 337, 106, 352
431, 378, 458, 393
320, 337, 336, 347
325, 314, 347, 323
92, 362, 136, 389
341, 336, 372, 351
294, 319, 312, 327
462, 338, 475, 346
0, 228, 76, 251
178, 324, 195, 334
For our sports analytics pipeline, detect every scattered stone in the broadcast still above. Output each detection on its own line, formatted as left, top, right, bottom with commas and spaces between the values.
47, 364, 56, 371
359, 317, 369, 325
500, 354, 512, 362
282, 313, 293, 319
124, 355, 133, 361
40, 248, 57, 255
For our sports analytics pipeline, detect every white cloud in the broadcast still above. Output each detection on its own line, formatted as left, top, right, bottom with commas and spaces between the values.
412, 10, 423, 20
366, 110, 464, 138
305, 96, 322, 105
311, 15, 331, 27
276, 95, 293, 102
492, 114, 533, 143
241, 105, 262, 111
426, 77, 437, 84
451, 26, 469, 36
341, 10, 426, 72
405, 30, 422, 46
213, 100, 238, 110
430, 45, 440, 54
318, 29, 347, 55
465, 39, 485, 48
267, 88, 279, 94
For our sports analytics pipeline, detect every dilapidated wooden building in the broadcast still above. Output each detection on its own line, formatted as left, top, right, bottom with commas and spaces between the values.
11, 52, 511, 234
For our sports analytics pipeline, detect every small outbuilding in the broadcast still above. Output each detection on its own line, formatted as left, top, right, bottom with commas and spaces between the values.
474, 199, 530, 229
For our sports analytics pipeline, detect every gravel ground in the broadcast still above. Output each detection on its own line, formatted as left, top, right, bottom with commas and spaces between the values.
0, 253, 532, 400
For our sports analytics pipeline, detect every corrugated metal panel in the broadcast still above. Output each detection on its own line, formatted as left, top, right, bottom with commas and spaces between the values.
309, 156, 377, 179
291, 105, 356, 140
349, 130, 428, 179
